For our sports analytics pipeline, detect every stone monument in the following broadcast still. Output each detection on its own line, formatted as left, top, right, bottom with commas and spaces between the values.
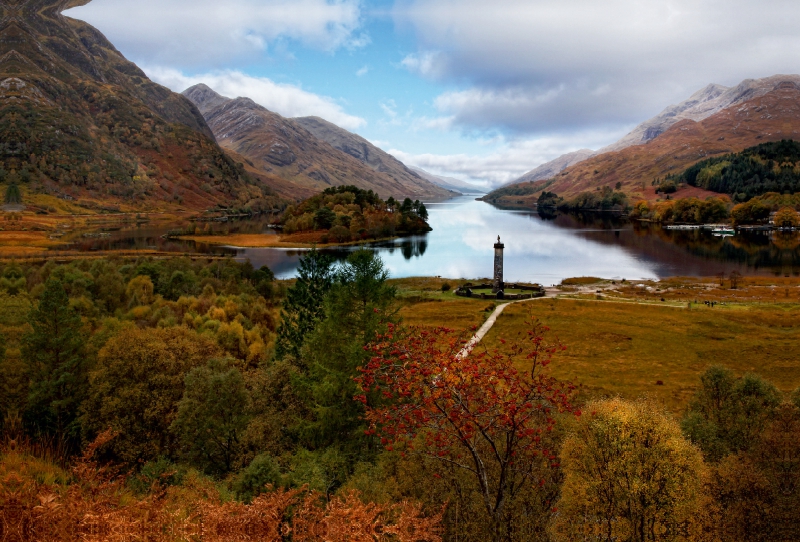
493, 235, 504, 294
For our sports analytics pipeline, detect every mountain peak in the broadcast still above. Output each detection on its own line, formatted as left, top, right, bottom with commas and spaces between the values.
182, 84, 230, 116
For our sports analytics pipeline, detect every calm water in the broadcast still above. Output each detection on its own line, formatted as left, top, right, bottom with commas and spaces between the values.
223, 196, 798, 283
65, 196, 800, 282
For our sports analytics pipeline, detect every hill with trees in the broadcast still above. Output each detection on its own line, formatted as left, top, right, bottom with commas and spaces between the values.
280, 185, 431, 244
676, 139, 800, 199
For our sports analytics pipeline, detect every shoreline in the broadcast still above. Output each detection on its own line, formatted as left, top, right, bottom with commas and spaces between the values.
178, 232, 418, 249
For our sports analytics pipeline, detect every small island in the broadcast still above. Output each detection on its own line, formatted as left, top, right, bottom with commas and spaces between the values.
182, 185, 432, 248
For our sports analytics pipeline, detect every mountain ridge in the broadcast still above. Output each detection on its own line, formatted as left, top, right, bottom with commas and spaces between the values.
485, 81, 800, 206
508, 74, 800, 187
183, 84, 451, 200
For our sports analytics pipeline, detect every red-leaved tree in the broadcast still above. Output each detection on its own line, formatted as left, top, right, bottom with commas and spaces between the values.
357, 320, 577, 537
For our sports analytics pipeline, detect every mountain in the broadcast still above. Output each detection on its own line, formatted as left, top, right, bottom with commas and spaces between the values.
599, 75, 800, 153
508, 75, 800, 187
509, 149, 595, 185
183, 85, 451, 200
408, 167, 486, 194
1, 0, 281, 212
485, 80, 800, 206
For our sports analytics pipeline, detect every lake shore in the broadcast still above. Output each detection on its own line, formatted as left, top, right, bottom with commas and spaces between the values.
178, 232, 408, 249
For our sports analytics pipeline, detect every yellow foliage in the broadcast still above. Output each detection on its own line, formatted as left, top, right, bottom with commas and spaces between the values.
126, 275, 154, 307
551, 398, 706, 541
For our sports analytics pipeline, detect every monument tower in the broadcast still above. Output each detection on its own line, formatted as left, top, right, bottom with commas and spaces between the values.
493, 235, 504, 294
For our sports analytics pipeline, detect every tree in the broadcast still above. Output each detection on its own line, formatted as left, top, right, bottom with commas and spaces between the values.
275, 249, 335, 361
551, 398, 706, 542
417, 203, 429, 221
298, 249, 397, 454
359, 320, 575, 538
21, 278, 86, 442
83, 327, 220, 464
774, 206, 800, 228
171, 358, 251, 474
314, 207, 337, 230
682, 366, 781, 462
4, 183, 21, 205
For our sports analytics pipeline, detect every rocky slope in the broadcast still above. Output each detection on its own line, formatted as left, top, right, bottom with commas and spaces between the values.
0, 0, 282, 212
486, 81, 800, 206
509, 75, 800, 187
183, 85, 451, 200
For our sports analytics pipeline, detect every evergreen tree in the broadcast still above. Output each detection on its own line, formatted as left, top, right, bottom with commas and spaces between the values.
4, 183, 21, 205
417, 203, 429, 221
274, 249, 335, 361
22, 278, 86, 442
297, 249, 397, 455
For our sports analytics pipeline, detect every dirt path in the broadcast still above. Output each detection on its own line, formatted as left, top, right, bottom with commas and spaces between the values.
457, 288, 559, 359
456, 286, 689, 359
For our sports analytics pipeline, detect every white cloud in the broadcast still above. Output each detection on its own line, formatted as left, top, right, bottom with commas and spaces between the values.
66, 0, 364, 67
395, 0, 800, 133
389, 128, 626, 187
356, 65, 370, 77
145, 67, 366, 129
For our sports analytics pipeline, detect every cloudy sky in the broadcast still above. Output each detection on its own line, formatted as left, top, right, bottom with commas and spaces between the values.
68, 0, 800, 188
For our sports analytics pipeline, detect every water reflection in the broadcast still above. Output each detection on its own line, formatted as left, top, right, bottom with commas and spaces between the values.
60, 197, 800, 281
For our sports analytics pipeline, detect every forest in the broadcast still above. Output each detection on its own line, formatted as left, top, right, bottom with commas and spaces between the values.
0, 253, 799, 540
281, 185, 431, 243
677, 139, 800, 200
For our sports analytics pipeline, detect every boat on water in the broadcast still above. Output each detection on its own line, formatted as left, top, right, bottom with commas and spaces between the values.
712, 225, 735, 237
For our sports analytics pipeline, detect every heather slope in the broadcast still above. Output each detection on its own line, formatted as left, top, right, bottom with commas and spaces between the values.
486, 82, 800, 206
0, 0, 283, 212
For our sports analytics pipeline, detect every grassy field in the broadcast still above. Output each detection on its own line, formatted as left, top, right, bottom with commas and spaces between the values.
393, 276, 800, 413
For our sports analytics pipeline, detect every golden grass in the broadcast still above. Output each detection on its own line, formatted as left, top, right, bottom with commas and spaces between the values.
483, 299, 800, 412
395, 276, 800, 413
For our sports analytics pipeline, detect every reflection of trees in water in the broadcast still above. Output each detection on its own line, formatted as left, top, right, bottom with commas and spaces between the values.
395, 238, 428, 260
632, 222, 800, 273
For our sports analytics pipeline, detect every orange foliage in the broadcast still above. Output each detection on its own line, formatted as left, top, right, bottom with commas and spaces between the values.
0, 433, 442, 542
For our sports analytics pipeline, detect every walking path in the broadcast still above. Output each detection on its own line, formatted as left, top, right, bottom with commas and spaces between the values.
457, 288, 558, 359
456, 287, 690, 359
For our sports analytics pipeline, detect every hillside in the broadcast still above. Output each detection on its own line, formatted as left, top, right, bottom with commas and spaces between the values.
0, 0, 282, 213
677, 139, 800, 199
508, 75, 800, 187
485, 81, 800, 207
183, 85, 451, 200
408, 166, 486, 194
508, 149, 595, 185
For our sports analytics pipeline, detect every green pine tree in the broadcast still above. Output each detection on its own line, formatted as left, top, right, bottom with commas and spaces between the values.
22, 278, 86, 443
274, 249, 335, 362
296, 249, 397, 456
4, 183, 21, 205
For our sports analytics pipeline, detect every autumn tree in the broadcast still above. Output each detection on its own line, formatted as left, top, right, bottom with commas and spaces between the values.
774, 206, 800, 228
359, 321, 575, 538
682, 366, 781, 462
551, 398, 706, 542
21, 278, 86, 443
171, 358, 251, 474
82, 327, 220, 464
275, 249, 335, 361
